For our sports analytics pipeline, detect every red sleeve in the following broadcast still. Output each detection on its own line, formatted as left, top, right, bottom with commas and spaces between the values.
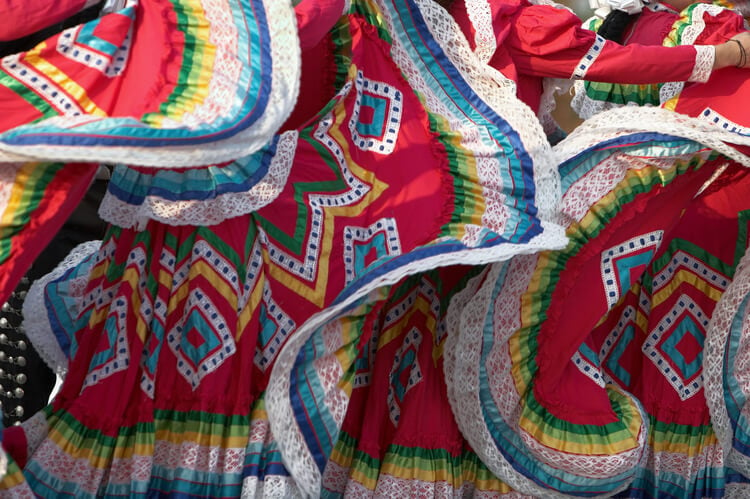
506, 5, 698, 84
0, 0, 91, 41
294, 0, 346, 50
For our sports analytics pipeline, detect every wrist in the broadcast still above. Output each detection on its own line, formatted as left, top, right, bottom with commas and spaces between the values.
732, 38, 748, 68
714, 40, 745, 69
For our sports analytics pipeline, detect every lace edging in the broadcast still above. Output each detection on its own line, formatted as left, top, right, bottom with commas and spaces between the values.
539, 78, 572, 135
689, 45, 715, 83
570, 80, 647, 121
99, 131, 298, 229
703, 245, 750, 477
554, 106, 750, 167
465, 0, 496, 63
668, 5, 726, 97
22, 240, 103, 377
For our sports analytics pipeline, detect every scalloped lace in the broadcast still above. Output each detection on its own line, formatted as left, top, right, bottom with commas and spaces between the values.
99, 131, 298, 229
689, 45, 715, 83
441, 105, 750, 496
554, 106, 750, 169
22, 240, 102, 377
704, 245, 750, 477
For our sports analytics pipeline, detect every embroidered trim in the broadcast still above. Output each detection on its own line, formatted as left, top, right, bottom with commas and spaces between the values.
699, 107, 750, 136
572, 35, 607, 80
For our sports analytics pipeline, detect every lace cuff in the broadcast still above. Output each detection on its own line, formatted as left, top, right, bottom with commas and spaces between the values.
689, 45, 714, 83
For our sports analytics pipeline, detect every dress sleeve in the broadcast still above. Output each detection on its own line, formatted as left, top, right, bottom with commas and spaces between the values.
506, 4, 712, 84
0, 0, 95, 41
294, 0, 347, 50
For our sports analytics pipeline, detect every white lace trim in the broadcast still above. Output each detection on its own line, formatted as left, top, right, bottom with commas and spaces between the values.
21, 411, 51, 456
465, 0, 496, 63
554, 106, 750, 169
574, 6, 716, 118
704, 245, 750, 477
266, 0, 597, 491
267, 1, 572, 491
463, 0, 578, 65
572, 35, 607, 80
240, 476, 303, 498
21, 240, 102, 378
371, 473, 527, 498
267, 226, 565, 496
99, 131, 297, 229
726, 483, 750, 498
689, 45, 715, 83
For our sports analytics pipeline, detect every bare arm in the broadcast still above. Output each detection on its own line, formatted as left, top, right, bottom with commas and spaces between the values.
714, 32, 750, 69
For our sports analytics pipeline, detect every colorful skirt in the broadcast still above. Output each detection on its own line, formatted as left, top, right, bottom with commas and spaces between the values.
443, 131, 750, 497
3, 0, 750, 497
268, 114, 750, 497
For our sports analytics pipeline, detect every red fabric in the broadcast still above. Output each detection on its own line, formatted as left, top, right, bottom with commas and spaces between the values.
0, 1, 184, 132
0, 0, 90, 41
339, 267, 476, 458
53, 14, 457, 429
0, 163, 97, 306
281, 1, 342, 131
294, 0, 345, 50
589, 163, 750, 427
2, 424, 28, 469
534, 161, 718, 424
108, 0, 184, 117
666, 10, 749, 140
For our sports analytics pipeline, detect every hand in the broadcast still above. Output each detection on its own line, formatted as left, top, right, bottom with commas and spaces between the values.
714, 32, 750, 69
